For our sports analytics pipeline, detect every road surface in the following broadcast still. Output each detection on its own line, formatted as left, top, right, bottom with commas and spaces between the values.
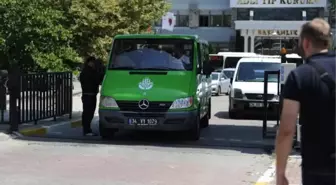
0, 95, 275, 185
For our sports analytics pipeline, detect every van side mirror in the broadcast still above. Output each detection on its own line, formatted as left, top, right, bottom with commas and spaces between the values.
203, 63, 214, 76
230, 78, 233, 84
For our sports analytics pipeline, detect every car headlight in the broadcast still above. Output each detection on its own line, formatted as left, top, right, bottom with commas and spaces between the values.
100, 96, 118, 108
170, 97, 193, 109
233, 88, 243, 98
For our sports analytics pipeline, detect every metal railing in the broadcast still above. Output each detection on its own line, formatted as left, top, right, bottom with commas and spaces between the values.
0, 70, 7, 124
6, 72, 73, 131
18, 72, 73, 124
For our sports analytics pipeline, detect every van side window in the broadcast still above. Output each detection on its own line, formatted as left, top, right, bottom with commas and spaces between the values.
202, 43, 209, 63
197, 43, 203, 70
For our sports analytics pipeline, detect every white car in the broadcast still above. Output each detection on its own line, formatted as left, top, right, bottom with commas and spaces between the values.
228, 58, 280, 118
221, 68, 235, 94
211, 72, 230, 95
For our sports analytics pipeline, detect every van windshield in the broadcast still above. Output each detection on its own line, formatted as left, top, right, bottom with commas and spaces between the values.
235, 62, 280, 82
109, 39, 193, 71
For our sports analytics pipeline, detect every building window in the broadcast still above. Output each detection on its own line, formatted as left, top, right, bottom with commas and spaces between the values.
223, 14, 232, 27
306, 8, 321, 20
210, 15, 222, 27
237, 9, 250, 20
199, 15, 209, 27
177, 15, 189, 27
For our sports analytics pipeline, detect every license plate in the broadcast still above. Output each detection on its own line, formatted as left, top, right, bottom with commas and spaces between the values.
249, 102, 267, 108
128, 118, 158, 126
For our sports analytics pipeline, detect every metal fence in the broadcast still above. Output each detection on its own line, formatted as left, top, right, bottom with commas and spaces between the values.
1, 72, 73, 131
18, 72, 73, 124
0, 70, 7, 124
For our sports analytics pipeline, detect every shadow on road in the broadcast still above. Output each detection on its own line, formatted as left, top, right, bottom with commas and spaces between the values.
14, 123, 277, 155
214, 111, 278, 121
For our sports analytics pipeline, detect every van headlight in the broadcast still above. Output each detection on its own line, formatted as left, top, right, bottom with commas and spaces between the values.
233, 88, 243, 98
100, 96, 118, 108
170, 97, 193, 109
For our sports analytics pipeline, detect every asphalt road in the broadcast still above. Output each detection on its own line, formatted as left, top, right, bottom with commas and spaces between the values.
0, 94, 276, 185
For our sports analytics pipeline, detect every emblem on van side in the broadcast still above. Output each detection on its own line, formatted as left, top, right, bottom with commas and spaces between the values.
138, 77, 153, 90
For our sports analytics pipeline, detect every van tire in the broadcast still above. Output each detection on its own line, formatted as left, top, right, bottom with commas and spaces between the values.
99, 122, 117, 140
201, 101, 210, 128
228, 109, 237, 119
186, 110, 201, 141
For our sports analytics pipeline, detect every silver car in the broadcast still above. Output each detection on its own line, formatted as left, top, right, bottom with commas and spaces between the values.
211, 72, 230, 96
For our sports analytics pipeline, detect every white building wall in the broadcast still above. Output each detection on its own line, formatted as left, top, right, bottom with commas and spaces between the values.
159, 0, 235, 47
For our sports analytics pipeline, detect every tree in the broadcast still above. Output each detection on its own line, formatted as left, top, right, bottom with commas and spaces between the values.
0, 0, 79, 72
62, 0, 170, 62
0, 0, 170, 71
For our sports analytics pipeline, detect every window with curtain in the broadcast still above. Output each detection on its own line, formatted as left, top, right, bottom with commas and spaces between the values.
177, 15, 189, 27
199, 15, 209, 27
210, 15, 222, 27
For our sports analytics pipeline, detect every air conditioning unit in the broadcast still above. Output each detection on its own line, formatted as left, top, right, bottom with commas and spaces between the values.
188, 2, 199, 28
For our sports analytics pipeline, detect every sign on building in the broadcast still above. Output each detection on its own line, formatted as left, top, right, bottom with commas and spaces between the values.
256, 30, 299, 37
230, 0, 327, 8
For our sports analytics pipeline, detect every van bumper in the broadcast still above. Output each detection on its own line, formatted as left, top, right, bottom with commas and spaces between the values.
99, 109, 198, 131
230, 97, 279, 116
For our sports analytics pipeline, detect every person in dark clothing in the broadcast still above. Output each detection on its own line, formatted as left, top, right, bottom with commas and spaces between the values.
80, 57, 105, 136
275, 18, 335, 185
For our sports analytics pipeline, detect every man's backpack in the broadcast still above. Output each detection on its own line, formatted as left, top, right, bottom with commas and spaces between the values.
308, 61, 335, 160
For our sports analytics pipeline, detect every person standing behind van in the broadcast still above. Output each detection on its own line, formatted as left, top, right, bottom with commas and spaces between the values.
79, 56, 104, 136
275, 18, 335, 185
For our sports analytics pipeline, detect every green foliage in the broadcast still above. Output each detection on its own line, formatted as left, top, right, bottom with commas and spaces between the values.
0, 0, 79, 72
0, 0, 170, 71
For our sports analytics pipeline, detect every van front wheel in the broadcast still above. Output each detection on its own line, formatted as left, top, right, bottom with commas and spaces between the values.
186, 111, 201, 141
99, 122, 117, 140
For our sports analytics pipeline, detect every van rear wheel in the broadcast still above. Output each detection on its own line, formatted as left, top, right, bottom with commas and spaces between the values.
201, 101, 210, 128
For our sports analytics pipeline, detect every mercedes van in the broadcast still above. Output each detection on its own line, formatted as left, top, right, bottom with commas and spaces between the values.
99, 34, 213, 140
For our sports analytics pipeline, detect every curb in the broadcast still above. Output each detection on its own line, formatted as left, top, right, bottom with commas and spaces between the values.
19, 119, 82, 137
254, 155, 302, 185
254, 161, 276, 185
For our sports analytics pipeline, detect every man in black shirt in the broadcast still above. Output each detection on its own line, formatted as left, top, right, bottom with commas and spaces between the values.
80, 57, 105, 136
275, 18, 335, 185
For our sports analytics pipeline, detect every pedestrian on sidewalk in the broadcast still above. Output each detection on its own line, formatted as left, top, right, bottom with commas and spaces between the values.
275, 18, 335, 185
79, 56, 105, 136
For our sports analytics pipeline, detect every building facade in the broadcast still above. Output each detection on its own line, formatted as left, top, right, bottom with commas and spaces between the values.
157, 0, 330, 53
156, 0, 236, 53
231, 0, 328, 54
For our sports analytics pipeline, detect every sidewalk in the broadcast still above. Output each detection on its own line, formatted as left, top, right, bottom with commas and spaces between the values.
269, 156, 302, 185
0, 94, 86, 137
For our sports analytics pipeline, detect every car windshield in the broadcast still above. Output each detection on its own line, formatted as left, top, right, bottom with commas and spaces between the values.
235, 62, 280, 82
109, 38, 193, 71
211, 73, 219, 80
223, 70, 234, 78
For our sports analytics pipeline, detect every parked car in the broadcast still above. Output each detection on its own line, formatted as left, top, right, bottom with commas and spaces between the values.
211, 72, 230, 96
221, 68, 235, 95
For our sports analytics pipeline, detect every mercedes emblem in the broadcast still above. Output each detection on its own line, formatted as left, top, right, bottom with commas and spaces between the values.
138, 99, 149, 110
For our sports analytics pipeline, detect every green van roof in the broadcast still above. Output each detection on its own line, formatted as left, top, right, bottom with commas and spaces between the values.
114, 34, 199, 40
